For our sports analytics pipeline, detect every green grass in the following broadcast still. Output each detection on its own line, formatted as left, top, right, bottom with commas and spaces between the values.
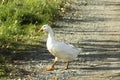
0, 0, 65, 77
0, 0, 63, 48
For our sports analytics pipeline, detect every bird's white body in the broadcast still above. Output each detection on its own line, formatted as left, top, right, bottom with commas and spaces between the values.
46, 25, 80, 62
39, 25, 80, 70
47, 40, 80, 61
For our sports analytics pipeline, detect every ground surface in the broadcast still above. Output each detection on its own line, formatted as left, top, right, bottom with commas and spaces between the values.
4, 0, 120, 80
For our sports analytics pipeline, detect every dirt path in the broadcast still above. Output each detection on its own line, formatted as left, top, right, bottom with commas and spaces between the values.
53, 0, 120, 80
4, 0, 120, 80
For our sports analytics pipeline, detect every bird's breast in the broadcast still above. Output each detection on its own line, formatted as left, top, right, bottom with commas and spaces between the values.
47, 42, 55, 56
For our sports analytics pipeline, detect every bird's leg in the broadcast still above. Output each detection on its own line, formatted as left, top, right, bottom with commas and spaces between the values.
64, 61, 69, 70
45, 57, 58, 71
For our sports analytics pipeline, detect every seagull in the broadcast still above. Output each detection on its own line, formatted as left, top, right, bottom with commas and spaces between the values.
39, 25, 80, 71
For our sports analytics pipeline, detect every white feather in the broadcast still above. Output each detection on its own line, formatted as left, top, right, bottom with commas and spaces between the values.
41, 25, 80, 62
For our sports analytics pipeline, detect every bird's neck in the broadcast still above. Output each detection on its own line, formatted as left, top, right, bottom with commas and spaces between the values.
47, 29, 55, 43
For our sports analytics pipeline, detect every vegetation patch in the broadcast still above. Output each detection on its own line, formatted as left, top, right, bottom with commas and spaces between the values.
0, 0, 67, 77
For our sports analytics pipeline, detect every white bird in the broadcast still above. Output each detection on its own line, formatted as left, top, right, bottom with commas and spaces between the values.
39, 25, 80, 71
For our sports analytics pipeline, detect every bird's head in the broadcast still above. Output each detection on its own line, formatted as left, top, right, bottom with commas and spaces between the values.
38, 25, 51, 32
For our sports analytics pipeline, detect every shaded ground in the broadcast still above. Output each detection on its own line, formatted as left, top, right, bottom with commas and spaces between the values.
2, 0, 120, 80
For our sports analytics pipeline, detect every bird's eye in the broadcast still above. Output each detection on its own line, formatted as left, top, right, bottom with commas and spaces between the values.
43, 27, 47, 30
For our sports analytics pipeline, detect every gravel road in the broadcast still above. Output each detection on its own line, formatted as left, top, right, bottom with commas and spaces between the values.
4, 0, 120, 80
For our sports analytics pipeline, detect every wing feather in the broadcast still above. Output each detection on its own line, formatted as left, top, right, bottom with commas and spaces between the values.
51, 41, 80, 61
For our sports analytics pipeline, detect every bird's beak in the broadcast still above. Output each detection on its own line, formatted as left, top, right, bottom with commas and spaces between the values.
38, 27, 43, 32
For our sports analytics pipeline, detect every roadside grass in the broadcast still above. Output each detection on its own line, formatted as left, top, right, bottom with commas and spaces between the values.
0, 0, 66, 77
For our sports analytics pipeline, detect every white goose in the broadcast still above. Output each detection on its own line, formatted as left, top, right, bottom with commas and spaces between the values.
39, 25, 80, 71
